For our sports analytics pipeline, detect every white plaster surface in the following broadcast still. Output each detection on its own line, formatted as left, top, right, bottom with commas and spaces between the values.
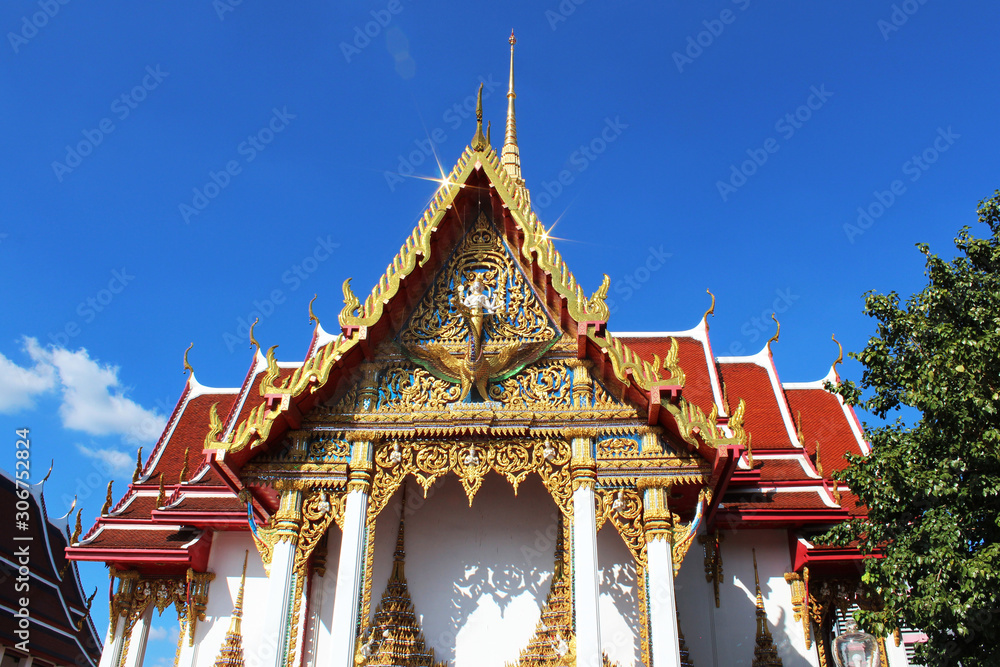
306, 528, 343, 667
673, 529, 716, 667
711, 529, 819, 667
192, 532, 270, 667
369, 475, 558, 667
597, 526, 640, 667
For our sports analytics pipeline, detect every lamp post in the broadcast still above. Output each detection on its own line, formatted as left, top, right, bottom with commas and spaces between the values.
832, 617, 880, 667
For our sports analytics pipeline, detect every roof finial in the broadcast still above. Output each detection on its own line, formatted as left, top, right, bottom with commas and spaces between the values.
766, 313, 780, 352
101, 481, 113, 516
831, 333, 843, 376
471, 83, 488, 151
703, 289, 716, 326
132, 447, 143, 483
501, 31, 523, 185
308, 294, 320, 326
248, 318, 260, 351
183, 343, 194, 376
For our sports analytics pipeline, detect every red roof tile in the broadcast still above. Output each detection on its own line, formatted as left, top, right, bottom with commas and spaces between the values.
719, 362, 796, 449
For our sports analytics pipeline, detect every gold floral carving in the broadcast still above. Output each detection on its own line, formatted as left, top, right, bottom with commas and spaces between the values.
595, 487, 646, 566
367, 438, 573, 518
488, 361, 572, 406
403, 211, 556, 347
669, 488, 709, 577
377, 365, 460, 410
294, 489, 347, 576
596, 436, 640, 458
109, 570, 202, 666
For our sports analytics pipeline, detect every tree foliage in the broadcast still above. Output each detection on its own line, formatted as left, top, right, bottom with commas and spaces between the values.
823, 191, 1000, 667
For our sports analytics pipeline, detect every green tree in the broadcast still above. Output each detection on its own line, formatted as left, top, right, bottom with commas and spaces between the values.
824, 190, 1000, 667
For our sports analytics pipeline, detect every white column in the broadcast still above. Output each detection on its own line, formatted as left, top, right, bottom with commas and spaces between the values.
572, 482, 603, 667
263, 490, 303, 667
882, 634, 910, 667
174, 617, 197, 667
99, 616, 127, 667
329, 489, 369, 667
121, 605, 153, 667
570, 435, 602, 667
644, 485, 681, 667
330, 441, 373, 667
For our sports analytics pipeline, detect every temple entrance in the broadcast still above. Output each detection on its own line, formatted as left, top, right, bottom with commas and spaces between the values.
368, 474, 560, 667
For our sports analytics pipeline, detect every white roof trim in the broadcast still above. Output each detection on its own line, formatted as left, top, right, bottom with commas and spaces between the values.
737, 485, 841, 509
141, 378, 237, 484
750, 452, 823, 479
783, 364, 839, 390
313, 323, 339, 351
718, 346, 801, 448
223, 349, 268, 441
109, 490, 160, 515
613, 322, 728, 417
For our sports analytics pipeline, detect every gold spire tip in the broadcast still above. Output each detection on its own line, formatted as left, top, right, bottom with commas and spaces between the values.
183, 342, 194, 376
471, 83, 487, 151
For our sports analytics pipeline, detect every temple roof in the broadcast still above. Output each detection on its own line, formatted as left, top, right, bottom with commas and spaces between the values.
0, 470, 103, 667
68, 61, 871, 569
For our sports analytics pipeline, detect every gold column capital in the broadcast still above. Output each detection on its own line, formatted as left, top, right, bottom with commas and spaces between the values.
641, 483, 673, 541
273, 489, 303, 542
348, 440, 373, 493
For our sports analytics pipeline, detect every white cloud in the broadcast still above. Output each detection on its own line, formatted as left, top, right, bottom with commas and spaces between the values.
76, 444, 134, 475
0, 338, 166, 444
148, 626, 169, 641
0, 346, 56, 413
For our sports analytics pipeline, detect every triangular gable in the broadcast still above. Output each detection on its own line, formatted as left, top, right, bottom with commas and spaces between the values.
204, 140, 744, 471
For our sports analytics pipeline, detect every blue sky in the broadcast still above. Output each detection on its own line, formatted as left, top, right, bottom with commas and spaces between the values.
2, 0, 998, 662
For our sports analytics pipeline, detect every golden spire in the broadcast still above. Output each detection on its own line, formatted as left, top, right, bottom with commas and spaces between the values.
358, 483, 443, 667
752, 549, 784, 667
501, 30, 524, 185
471, 83, 488, 151
390, 491, 407, 582
212, 551, 249, 667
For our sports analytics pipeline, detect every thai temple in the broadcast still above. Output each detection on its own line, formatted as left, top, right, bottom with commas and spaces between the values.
66, 35, 922, 667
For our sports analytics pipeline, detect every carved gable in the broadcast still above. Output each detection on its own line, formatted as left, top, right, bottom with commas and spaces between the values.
400, 210, 560, 401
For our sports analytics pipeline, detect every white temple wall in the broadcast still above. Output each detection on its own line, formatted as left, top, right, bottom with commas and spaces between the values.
369, 474, 557, 667
192, 531, 270, 667
305, 528, 343, 667
596, 526, 640, 667
710, 529, 819, 667
674, 529, 715, 667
